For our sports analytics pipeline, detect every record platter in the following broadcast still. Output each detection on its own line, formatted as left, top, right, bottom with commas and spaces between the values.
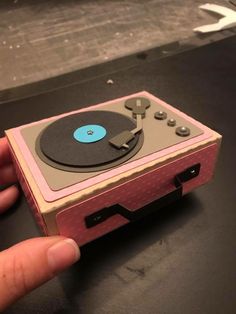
5, 92, 221, 245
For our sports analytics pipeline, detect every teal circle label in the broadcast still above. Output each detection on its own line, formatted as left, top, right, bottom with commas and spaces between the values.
73, 124, 107, 143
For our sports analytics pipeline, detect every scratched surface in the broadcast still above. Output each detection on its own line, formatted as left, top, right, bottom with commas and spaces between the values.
0, 0, 232, 91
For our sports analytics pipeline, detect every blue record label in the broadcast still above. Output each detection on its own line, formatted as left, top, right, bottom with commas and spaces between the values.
73, 124, 107, 143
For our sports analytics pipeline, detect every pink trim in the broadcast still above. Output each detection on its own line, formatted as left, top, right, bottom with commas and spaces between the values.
12, 92, 213, 202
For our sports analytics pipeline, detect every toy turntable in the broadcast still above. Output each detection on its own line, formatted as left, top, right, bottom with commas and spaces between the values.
5, 91, 221, 245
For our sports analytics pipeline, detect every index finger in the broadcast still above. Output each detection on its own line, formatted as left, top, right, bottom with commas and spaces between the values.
0, 137, 12, 166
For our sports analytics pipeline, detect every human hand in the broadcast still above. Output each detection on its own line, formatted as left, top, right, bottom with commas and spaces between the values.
0, 137, 80, 311
0, 137, 19, 214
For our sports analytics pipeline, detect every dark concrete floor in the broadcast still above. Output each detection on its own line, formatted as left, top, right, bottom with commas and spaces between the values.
0, 0, 234, 90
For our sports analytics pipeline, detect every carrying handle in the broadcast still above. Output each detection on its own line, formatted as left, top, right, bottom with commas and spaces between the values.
85, 163, 201, 228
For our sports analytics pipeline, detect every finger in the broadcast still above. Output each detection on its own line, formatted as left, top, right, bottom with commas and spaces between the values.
0, 137, 12, 166
0, 164, 18, 186
0, 185, 19, 214
0, 236, 80, 311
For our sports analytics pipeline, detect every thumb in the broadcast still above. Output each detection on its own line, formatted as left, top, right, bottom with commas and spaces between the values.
0, 236, 80, 311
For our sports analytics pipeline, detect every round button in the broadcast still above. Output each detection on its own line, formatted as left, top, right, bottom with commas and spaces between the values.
73, 124, 107, 143
167, 118, 176, 127
154, 111, 167, 120
176, 126, 190, 137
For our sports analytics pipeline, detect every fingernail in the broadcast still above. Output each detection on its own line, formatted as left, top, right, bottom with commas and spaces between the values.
47, 239, 80, 273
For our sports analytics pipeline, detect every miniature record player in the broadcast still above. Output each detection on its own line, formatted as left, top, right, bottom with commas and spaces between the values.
5, 91, 221, 245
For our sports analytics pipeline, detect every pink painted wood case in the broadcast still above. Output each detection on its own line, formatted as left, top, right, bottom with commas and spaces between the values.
5, 92, 221, 245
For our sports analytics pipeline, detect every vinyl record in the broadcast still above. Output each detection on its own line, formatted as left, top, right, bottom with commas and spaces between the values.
38, 110, 142, 170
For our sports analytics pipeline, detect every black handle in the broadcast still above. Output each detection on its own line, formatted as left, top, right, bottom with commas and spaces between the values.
85, 163, 201, 228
